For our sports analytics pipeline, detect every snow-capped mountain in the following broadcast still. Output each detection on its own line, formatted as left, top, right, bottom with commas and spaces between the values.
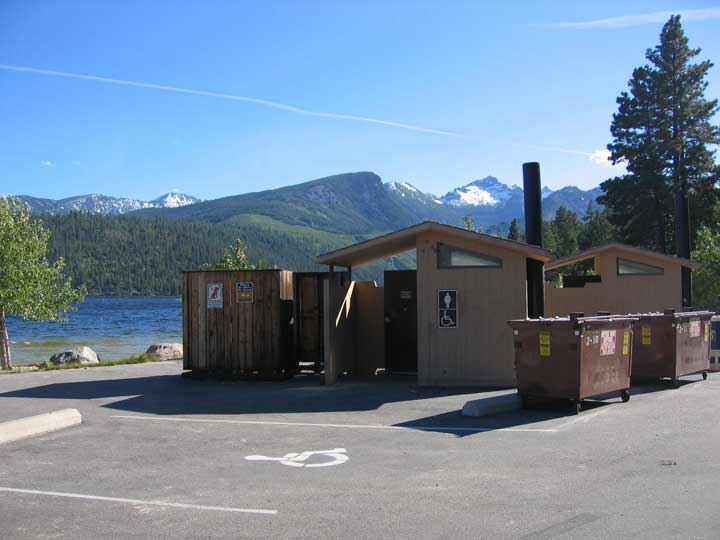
151, 192, 199, 209
440, 176, 521, 207
16, 192, 200, 215
386, 181, 443, 205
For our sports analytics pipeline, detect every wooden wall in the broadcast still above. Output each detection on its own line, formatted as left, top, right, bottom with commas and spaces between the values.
323, 279, 385, 382
415, 231, 528, 387
353, 281, 385, 376
183, 270, 295, 373
545, 250, 684, 317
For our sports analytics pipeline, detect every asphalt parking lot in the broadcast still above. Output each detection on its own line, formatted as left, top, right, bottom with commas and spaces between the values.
1, 361, 719, 540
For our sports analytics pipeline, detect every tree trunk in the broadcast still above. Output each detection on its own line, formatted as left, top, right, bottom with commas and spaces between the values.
0, 310, 12, 371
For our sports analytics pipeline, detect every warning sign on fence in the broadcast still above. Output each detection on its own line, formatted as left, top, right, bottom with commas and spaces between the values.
236, 282, 254, 303
207, 283, 223, 308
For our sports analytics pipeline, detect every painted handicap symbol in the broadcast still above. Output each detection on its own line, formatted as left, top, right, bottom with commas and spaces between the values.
245, 448, 348, 468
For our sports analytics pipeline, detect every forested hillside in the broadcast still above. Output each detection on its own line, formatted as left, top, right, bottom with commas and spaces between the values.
41, 213, 414, 295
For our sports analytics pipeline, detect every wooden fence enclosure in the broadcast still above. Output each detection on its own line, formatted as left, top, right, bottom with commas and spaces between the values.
182, 270, 294, 375
292, 272, 349, 371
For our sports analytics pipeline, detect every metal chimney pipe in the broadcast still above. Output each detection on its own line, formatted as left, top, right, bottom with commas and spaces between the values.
674, 191, 692, 309
523, 162, 545, 318
523, 162, 543, 247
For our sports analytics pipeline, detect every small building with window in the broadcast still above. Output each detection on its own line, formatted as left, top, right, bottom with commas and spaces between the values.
544, 243, 701, 317
316, 221, 551, 387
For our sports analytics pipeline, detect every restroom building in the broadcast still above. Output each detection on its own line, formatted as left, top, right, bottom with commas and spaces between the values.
544, 243, 702, 317
316, 221, 551, 387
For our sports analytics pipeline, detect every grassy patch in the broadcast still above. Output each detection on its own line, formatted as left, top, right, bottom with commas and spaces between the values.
37, 353, 166, 371
0, 365, 41, 375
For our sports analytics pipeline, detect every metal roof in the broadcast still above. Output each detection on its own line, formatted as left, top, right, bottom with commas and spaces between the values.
316, 221, 552, 268
544, 243, 702, 271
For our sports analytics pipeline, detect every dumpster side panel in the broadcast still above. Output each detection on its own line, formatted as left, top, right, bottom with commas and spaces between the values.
632, 312, 713, 380
674, 316, 711, 377
631, 316, 676, 379
579, 321, 632, 399
511, 321, 582, 400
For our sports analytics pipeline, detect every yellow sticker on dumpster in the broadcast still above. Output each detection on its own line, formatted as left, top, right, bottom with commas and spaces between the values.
539, 332, 551, 357
623, 331, 630, 355
705, 322, 710, 343
641, 325, 651, 345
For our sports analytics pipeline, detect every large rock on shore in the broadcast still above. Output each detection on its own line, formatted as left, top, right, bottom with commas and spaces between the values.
49, 346, 100, 365
146, 343, 183, 359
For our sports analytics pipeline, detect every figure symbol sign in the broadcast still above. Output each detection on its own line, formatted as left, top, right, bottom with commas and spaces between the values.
245, 448, 348, 468
443, 292, 452, 309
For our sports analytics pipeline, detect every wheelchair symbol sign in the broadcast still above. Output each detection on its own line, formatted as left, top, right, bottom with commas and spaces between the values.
438, 290, 458, 328
245, 448, 348, 468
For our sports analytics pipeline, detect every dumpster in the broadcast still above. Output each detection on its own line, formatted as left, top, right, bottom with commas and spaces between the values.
508, 314, 636, 413
631, 309, 714, 384
710, 316, 720, 372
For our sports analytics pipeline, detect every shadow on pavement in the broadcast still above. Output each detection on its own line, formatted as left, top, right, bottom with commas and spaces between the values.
393, 399, 613, 437
0, 373, 484, 415
0, 372, 639, 436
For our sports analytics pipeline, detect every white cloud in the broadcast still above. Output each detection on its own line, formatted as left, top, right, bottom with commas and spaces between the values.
588, 149, 614, 167
546, 8, 720, 29
40, 160, 53, 167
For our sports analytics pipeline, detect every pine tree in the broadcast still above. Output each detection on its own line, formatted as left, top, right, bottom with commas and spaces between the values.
507, 218, 522, 241
579, 201, 614, 250
600, 15, 719, 253
551, 206, 580, 258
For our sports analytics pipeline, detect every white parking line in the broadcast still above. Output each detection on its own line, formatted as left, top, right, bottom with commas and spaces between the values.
0, 486, 277, 515
110, 414, 560, 433
554, 407, 614, 431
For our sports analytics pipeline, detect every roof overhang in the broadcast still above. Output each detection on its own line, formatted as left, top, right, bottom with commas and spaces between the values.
545, 243, 702, 271
316, 221, 552, 268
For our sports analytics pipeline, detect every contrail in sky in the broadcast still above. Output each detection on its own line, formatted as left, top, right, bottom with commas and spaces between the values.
0, 63, 596, 158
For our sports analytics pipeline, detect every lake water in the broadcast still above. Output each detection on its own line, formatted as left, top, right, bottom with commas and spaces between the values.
6, 296, 182, 365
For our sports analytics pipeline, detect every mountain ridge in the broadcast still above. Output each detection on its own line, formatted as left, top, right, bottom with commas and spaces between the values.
12, 192, 199, 215
15, 172, 602, 232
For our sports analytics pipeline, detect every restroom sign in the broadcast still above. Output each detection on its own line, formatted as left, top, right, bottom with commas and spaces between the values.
207, 283, 223, 308
236, 282, 254, 303
438, 289, 458, 328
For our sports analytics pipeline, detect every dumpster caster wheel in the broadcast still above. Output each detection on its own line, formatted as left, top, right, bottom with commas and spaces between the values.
702, 371, 708, 381
572, 400, 582, 415
620, 389, 630, 402
672, 378, 681, 389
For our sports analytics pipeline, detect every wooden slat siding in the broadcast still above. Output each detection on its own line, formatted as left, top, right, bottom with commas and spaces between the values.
224, 272, 233, 372
196, 272, 204, 369
545, 248, 685, 316
415, 231, 526, 387
187, 273, 195, 369
184, 273, 191, 369
182, 270, 300, 373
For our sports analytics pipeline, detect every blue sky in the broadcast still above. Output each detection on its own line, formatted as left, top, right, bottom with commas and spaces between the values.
1, 1, 719, 201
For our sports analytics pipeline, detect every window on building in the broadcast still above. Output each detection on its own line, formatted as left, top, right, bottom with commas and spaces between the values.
437, 243, 502, 269
616, 257, 664, 276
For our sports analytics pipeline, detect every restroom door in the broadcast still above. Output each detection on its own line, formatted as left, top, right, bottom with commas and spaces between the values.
384, 270, 418, 373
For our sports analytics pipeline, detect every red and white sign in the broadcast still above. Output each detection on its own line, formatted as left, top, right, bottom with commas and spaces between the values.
207, 283, 223, 308
689, 320, 701, 338
600, 330, 617, 356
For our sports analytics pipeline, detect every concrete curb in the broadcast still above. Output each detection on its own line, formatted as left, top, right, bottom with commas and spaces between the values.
0, 409, 82, 445
461, 393, 522, 418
